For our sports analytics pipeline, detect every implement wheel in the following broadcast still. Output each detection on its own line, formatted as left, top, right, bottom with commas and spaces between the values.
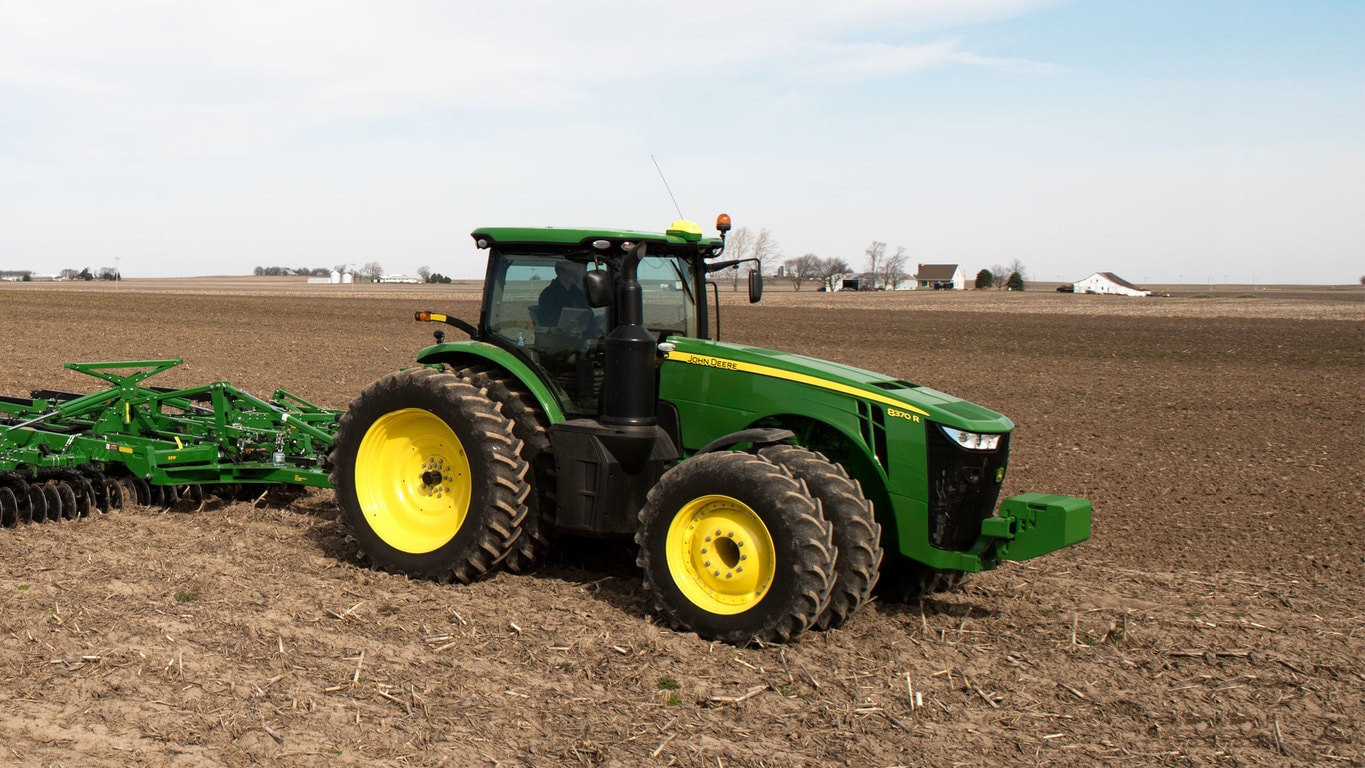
636, 452, 835, 645
330, 368, 530, 584
759, 445, 883, 631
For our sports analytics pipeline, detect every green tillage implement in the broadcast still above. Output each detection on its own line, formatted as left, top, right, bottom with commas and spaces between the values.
0, 360, 339, 523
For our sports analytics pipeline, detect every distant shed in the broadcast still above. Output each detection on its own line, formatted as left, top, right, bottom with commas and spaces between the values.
1073, 272, 1151, 297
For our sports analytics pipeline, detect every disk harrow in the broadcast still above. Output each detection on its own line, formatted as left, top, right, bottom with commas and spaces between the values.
0, 360, 342, 526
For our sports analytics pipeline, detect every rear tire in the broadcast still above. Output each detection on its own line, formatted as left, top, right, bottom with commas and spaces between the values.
636, 452, 835, 645
329, 368, 530, 583
759, 445, 882, 630
456, 364, 556, 573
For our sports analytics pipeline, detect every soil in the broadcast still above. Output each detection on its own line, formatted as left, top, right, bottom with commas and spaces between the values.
0, 280, 1361, 767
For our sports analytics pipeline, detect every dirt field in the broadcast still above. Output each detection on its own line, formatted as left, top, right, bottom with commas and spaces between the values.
0, 280, 1361, 767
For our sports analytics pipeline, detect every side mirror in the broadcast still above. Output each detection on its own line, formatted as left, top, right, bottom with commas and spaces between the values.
583, 270, 612, 308
748, 269, 764, 303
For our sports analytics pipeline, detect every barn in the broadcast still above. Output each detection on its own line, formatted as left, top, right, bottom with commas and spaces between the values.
1072, 272, 1151, 297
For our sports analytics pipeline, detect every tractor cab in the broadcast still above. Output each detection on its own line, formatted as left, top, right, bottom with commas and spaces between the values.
471, 216, 748, 416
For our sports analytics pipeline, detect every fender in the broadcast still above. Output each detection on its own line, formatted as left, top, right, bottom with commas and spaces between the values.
694, 428, 796, 455
415, 341, 567, 425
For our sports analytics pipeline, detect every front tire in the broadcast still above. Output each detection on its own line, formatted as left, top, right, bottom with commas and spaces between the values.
636, 452, 835, 645
329, 368, 530, 583
759, 445, 882, 631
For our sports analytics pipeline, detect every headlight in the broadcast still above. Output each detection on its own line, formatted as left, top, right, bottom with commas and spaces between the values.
939, 425, 1002, 451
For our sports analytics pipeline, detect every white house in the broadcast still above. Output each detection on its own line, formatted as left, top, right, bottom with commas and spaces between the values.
1072, 272, 1151, 297
913, 264, 965, 290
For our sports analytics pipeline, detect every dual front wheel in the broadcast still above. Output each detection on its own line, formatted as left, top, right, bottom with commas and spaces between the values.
636, 447, 882, 644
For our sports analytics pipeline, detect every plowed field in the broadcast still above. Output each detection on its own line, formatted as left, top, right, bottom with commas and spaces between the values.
1, 281, 1361, 767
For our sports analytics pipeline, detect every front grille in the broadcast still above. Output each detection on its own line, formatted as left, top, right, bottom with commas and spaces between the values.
925, 423, 1010, 551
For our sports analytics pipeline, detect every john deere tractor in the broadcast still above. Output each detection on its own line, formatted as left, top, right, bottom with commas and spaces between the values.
328, 215, 1090, 645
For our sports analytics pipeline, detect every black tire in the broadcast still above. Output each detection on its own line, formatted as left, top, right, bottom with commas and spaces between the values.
636, 451, 835, 645
456, 363, 556, 573
329, 367, 530, 584
876, 556, 970, 603
759, 445, 883, 631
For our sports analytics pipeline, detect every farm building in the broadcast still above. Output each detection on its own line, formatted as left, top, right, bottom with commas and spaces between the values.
1072, 272, 1152, 297
913, 264, 965, 290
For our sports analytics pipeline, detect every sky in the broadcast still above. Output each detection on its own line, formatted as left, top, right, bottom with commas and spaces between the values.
1, 0, 1362, 284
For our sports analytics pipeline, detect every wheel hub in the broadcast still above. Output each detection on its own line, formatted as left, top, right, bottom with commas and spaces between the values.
420, 464, 446, 493
354, 408, 473, 554
665, 495, 776, 615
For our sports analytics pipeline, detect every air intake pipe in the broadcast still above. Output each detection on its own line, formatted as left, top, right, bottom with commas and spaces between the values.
601, 242, 658, 428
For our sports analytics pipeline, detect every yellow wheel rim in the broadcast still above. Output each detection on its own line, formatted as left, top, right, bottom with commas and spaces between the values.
354, 408, 472, 554
665, 495, 776, 615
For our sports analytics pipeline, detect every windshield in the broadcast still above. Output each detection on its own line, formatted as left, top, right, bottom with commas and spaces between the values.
636, 254, 697, 339
483, 250, 698, 413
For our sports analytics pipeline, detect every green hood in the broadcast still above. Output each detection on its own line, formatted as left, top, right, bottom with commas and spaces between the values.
663, 338, 1014, 433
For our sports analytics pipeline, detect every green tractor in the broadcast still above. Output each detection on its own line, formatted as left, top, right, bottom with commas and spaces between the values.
328, 216, 1090, 645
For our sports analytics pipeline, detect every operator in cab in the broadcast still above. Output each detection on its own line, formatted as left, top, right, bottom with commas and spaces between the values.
537, 261, 589, 327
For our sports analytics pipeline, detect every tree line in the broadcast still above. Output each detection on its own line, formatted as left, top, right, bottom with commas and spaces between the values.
253, 263, 455, 283
1, 268, 121, 281
247, 227, 1032, 292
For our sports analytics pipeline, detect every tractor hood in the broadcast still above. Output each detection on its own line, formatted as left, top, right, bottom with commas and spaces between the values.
660, 338, 1014, 433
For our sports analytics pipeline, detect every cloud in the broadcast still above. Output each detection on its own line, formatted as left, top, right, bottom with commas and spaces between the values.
0, 0, 1059, 163
805, 38, 1062, 81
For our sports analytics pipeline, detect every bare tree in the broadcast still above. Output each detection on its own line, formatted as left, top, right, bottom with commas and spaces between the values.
417, 265, 432, 282
751, 228, 780, 277
990, 264, 1010, 290
1006, 258, 1027, 283
881, 246, 909, 290
783, 253, 822, 291
718, 227, 754, 291
362, 261, 384, 282
864, 241, 886, 286
718, 226, 781, 290
815, 257, 852, 292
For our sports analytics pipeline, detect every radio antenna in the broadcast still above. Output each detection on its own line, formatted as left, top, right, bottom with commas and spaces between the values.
651, 154, 684, 220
